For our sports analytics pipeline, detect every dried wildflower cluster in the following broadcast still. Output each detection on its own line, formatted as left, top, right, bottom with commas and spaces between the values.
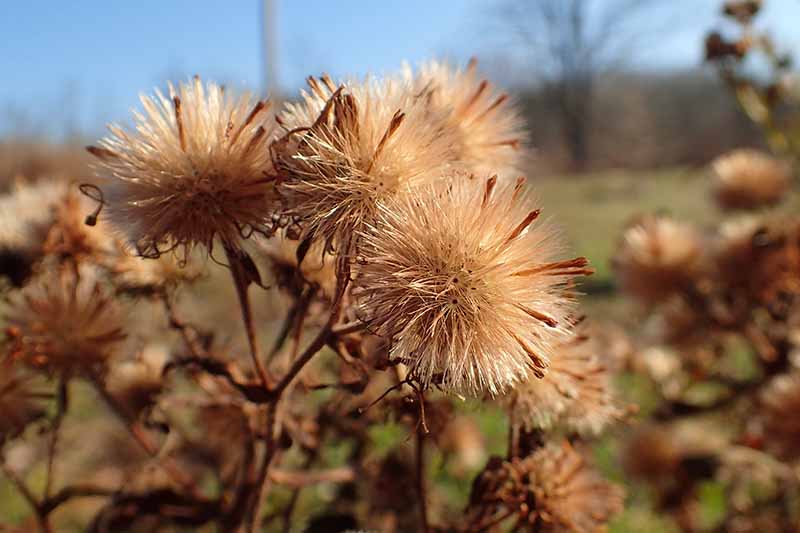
89, 77, 279, 258
0, 60, 625, 532
609, 5, 800, 529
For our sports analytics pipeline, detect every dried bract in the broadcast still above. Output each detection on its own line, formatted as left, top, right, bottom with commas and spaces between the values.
89, 77, 278, 258
356, 176, 591, 396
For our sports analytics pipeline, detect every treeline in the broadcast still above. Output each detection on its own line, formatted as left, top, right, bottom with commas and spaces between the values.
517, 69, 764, 174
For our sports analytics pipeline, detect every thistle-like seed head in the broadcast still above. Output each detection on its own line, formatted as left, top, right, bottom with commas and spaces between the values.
88, 77, 279, 258
522, 441, 625, 533
406, 59, 528, 178
355, 176, 592, 396
711, 149, 792, 211
613, 215, 703, 305
504, 325, 623, 435
0, 179, 69, 285
274, 73, 454, 251
4, 267, 126, 378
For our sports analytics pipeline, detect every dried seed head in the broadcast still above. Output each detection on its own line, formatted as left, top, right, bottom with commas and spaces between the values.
522, 441, 625, 533
89, 78, 279, 259
504, 326, 623, 436
0, 358, 46, 442
0, 179, 69, 285
355, 176, 591, 396
44, 186, 120, 264
723, 0, 763, 24
712, 149, 792, 210
4, 267, 126, 378
613, 215, 703, 305
406, 59, 528, 178
274, 74, 454, 250
759, 372, 800, 459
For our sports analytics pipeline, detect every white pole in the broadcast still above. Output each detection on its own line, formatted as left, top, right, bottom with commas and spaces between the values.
262, 0, 280, 101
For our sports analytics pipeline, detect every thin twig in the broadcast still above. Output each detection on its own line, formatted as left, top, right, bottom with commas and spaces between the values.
1, 460, 51, 533
224, 244, 271, 387
90, 376, 199, 496
416, 428, 431, 533
162, 292, 206, 357
270, 466, 356, 488
246, 403, 279, 533
44, 379, 68, 498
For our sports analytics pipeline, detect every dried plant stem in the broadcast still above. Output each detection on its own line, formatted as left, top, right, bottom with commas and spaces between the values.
162, 292, 206, 357
225, 245, 271, 388
90, 376, 198, 496
416, 428, 431, 533
248, 252, 352, 531
1, 460, 51, 533
44, 379, 68, 498
271, 253, 351, 398
246, 402, 278, 533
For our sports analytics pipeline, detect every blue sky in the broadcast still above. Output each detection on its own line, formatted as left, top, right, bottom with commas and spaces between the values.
1, 1, 799, 138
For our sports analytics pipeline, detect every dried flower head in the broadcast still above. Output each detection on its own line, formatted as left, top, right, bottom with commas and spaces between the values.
523, 441, 625, 532
88, 77, 278, 258
0, 179, 69, 285
274, 73, 454, 251
723, 0, 763, 24
504, 326, 623, 435
4, 268, 126, 378
355, 176, 591, 396
0, 358, 46, 442
711, 149, 792, 210
613, 215, 703, 305
44, 186, 120, 264
759, 372, 800, 459
406, 59, 527, 177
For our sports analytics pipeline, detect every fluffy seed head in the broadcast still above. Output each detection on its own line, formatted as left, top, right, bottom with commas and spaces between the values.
89, 77, 278, 258
4, 268, 126, 378
723, 0, 763, 23
0, 179, 69, 285
355, 176, 591, 396
613, 215, 703, 305
523, 441, 625, 533
274, 74, 454, 250
407, 59, 528, 178
504, 325, 623, 435
711, 149, 792, 210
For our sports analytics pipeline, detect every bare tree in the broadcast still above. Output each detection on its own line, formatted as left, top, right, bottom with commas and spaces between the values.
505, 0, 672, 172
